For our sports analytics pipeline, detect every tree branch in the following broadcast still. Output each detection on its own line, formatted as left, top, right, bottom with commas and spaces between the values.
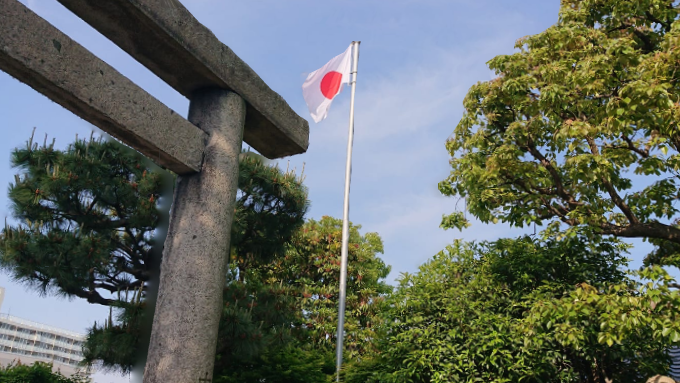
645, 11, 672, 30
621, 135, 650, 158
585, 136, 640, 225
606, 23, 655, 53
631, 30, 655, 53
84, 196, 99, 216
523, 137, 583, 208
600, 221, 680, 245
63, 285, 115, 306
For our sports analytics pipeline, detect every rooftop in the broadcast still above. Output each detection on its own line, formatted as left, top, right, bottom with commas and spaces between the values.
0, 313, 85, 340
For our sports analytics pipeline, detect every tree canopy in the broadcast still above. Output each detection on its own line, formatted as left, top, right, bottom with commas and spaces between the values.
439, 0, 680, 267
0, 134, 308, 307
276, 217, 391, 359
1, 134, 162, 305
214, 216, 392, 382
347, 236, 680, 383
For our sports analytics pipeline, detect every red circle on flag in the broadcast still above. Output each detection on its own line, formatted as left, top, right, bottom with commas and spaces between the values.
320, 71, 343, 99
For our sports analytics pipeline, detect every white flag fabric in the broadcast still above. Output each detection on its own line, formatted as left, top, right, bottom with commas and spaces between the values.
302, 44, 353, 123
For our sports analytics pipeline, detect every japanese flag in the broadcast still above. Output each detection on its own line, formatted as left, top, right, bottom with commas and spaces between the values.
302, 44, 353, 123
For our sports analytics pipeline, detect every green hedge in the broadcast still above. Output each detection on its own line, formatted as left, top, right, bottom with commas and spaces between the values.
0, 362, 90, 383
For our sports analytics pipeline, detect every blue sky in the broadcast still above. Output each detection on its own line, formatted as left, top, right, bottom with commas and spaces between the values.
0, 1, 658, 382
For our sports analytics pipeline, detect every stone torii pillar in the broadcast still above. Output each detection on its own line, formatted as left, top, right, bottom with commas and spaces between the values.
0, 1, 309, 382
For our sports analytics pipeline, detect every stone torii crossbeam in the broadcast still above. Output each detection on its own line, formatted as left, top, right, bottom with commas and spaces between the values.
0, 1, 309, 382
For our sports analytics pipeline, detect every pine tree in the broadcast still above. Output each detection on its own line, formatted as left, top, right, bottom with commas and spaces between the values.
1, 131, 162, 306
0, 132, 309, 373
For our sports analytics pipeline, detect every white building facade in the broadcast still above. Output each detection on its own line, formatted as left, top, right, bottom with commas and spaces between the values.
0, 288, 89, 377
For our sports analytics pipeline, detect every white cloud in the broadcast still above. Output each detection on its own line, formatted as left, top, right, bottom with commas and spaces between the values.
274, 32, 534, 283
366, 192, 451, 239
358, 188, 530, 283
310, 44, 503, 149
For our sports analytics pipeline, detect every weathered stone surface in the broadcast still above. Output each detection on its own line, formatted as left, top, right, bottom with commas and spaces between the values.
143, 89, 245, 383
56, 0, 310, 159
0, 0, 207, 175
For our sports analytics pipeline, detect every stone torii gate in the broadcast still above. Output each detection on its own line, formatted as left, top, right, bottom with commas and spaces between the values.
0, 1, 309, 382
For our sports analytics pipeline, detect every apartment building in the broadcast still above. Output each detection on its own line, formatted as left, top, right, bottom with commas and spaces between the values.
0, 287, 89, 377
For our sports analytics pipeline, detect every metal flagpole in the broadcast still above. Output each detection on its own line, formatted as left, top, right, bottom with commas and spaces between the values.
336, 40, 360, 382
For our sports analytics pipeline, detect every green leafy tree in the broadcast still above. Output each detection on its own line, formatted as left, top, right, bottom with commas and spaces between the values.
279, 216, 391, 360
214, 216, 392, 382
0, 362, 91, 383
439, 0, 680, 266
347, 237, 680, 383
215, 344, 333, 383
